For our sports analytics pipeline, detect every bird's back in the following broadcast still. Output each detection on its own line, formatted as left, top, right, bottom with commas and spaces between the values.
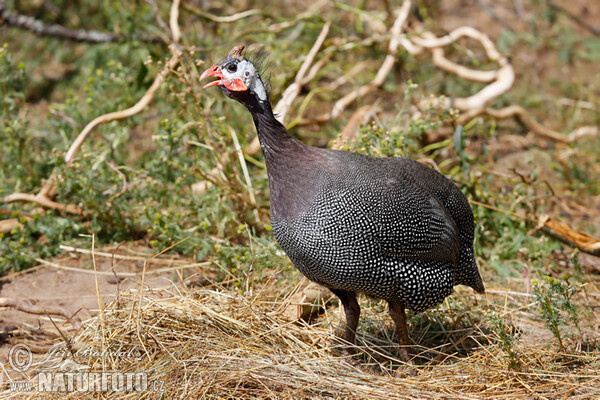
269, 148, 484, 309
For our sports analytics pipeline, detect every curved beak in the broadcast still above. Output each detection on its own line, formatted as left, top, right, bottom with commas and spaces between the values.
200, 65, 225, 88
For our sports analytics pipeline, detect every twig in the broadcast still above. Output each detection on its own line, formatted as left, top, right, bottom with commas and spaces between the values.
328, 1, 411, 121
330, 103, 379, 149
229, 126, 260, 222
2, 192, 83, 215
475, 0, 514, 32
298, 0, 411, 128
0, 5, 118, 43
104, 161, 129, 202
546, 0, 600, 36
63, 1, 184, 163
1, 0, 185, 217
183, 7, 263, 23
457, 105, 570, 143
64, 45, 182, 165
0, 297, 81, 330
469, 199, 600, 256
145, 0, 172, 41
0, 1, 162, 44
0, 217, 30, 234
36, 257, 209, 276
169, 0, 182, 43
412, 27, 514, 111
273, 21, 331, 123
59, 244, 193, 265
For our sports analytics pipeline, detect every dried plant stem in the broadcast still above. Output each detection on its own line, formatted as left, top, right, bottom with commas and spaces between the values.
183, 7, 262, 23
229, 126, 260, 222
0, 1, 118, 43
408, 26, 514, 111
469, 199, 600, 256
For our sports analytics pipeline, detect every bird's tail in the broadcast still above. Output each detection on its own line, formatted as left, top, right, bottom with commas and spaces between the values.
457, 246, 485, 293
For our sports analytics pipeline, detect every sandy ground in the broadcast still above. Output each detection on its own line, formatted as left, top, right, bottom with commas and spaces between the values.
0, 245, 203, 368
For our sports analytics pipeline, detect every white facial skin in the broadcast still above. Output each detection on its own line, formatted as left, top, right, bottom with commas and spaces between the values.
221, 59, 268, 102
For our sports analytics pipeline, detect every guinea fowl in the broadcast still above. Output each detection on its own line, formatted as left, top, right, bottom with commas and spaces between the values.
200, 45, 485, 362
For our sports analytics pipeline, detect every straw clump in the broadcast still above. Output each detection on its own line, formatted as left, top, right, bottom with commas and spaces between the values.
44, 280, 599, 400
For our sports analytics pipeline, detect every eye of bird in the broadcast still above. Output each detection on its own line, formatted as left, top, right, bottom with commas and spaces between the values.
226, 64, 237, 73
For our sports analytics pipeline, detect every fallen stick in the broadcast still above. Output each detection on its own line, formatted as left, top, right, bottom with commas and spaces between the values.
0, 298, 82, 330
1, 0, 184, 213
64, 45, 182, 165
243, 22, 332, 158
2, 192, 83, 215
457, 105, 570, 144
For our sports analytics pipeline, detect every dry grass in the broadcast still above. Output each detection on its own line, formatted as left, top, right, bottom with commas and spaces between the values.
18, 273, 598, 400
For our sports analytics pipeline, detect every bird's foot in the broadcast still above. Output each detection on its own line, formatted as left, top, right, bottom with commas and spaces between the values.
393, 362, 418, 377
340, 345, 360, 365
393, 347, 418, 376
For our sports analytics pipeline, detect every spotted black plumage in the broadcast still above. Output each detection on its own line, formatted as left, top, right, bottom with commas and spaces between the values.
201, 46, 485, 362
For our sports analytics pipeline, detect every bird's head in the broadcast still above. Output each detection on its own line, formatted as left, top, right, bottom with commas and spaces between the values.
200, 45, 268, 107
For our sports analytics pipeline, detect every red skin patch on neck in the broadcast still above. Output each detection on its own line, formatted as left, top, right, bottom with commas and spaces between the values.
223, 78, 248, 91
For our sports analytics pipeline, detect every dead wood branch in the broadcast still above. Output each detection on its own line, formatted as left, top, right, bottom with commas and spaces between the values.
0, 217, 25, 234
64, 45, 182, 165
457, 105, 570, 144
0, 5, 117, 43
470, 200, 600, 257
273, 21, 331, 123
241, 21, 331, 157
169, 0, 182, 43
0, 2, 161, 43
328, 1, 411, 121
297, 0, 411, 128
404, 26, 589, 145
0, 298, 81, 330
182, 6, 263, 23
411, 27, 514, 111
2, 192, 83, 215
546, 0, 600, 36
1, 0, 183, 216
540, 217, 600, 257
64, 0, 182, 166
145, 0, 172, 41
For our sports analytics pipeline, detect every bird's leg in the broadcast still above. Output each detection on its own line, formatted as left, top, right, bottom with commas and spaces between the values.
387, 299, 412, 363
330, 289, 360, 354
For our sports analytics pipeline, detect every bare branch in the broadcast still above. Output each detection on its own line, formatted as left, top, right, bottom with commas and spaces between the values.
2, 193, 83, 215
169, 0, 182, 44
0, 5, 118, 43
412, 27, 514, 111
64, 45, 181, 165
0, 218, 24, 234
2, 0, 184, 214
145, 0, 172, 40
273, 21, 331, 122
0, 297, 81, 330
457, 105, 569, 143
183, 7, 262, 23
325, 0, 411, 122
0, 2, 162, 43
